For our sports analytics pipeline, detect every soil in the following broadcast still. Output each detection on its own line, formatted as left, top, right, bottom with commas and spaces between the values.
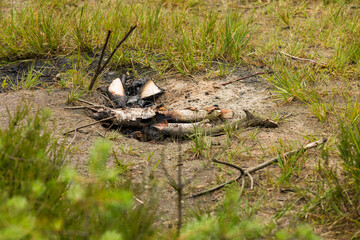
0, 64, 338, 238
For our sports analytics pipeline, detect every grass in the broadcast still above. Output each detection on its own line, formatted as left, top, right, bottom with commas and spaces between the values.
1, 0, 360, 238
0, 0, 253, 75
0, 104, 158, 239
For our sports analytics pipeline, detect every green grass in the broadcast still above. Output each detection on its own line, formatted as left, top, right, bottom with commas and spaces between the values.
0, 104, 157, 239
0, 0, 252, 75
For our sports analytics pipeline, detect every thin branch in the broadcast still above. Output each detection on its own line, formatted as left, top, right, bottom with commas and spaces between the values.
99, 25, 137, 74
89, 30, 113, 91
221, 72, 267, 86
188, 138, 327, 198
64, 116, 115, 135
89, 25, 137, 91
246, 171, 254, 190
77, 99, 107, 108
213, 159, 245, 175
241, 177, 246, 193
77, 98, 98, 106
188, 160, 245, 198
177, 143, 183, 238
280, 51, 326, 65
277, 112, 293, 123
64, 106, 87, 110
133, 196, 144, 205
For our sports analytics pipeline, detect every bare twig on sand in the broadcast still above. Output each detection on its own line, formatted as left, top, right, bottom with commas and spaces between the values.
188, 138, 327, 198
77, 99, 107, 108
64, 116, 116, 135
88, 25, 138, 91
280, 51, 326, 65
64, 106, 88, 110
64, 105, 100, 112
221, 72, 267, 86
188, 160, 245, 198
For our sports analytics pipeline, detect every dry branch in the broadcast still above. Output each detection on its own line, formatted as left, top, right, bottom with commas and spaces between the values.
87, 106, 276, 137
153, 109, 277, 137
64, 116, 116, 135
98, 25, 138, 75
90, 107, 234, 129
221, 72, 267, 86
280, 51, 326, 65
188, 138, 327, 198
93, 107, 157, 127
88, 25, 137, 91
77, 98, 107, 108
88, 30, 112, 91
159, 109, 223, 122
152, 121, 210, 136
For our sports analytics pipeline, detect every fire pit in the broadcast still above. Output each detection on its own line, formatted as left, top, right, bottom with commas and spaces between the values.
68, 77, 278, 142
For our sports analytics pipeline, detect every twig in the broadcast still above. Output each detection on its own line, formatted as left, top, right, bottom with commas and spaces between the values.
188, 160, 245, 198
89, 30, 112, 91
77, 99, 107, 108
99, 25, 137, 74
280, 51, 326, 65
239, 3, 270, 9
64, 116, 115, 135
134, 196, 144, 205
88, 25, 137, 91
188, 138, 327, 198
213, 159, 245, 175
99, 92, 116, 108
65, 104, 105, 111
77, 98, 98, 106
64, 106, 87, 110
64, 106, 101, 112
66, 131, 77, 149
241, 178, 246, 193
246, 172, 254, 190
159, 142, 185, 237
277, 112, 293, 123
221, 72, 267, 86
177, 144, 183, 238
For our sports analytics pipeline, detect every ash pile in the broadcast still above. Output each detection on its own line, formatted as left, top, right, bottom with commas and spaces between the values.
101, 76, 164, 108
93, 77, 233, 142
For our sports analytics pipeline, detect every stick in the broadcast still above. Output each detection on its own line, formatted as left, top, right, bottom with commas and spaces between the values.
97, 25, 137, 75
221, 72, 267, 86
77, 98, 98, 106
154, 109, 277, 137
64, 106, 88, 109
177, 144, 183, 238
246, 138, 327, 173
280, 51, 326, 65
64, 116, 115, 135
246, 172, 254, 190
64, 105, 100, 111
188, 138, 327, 198
89, 30, 113, 91
213, 159, 245, 175
77, 99, 107, 108
188, 160, 245, 198
88, 25, 137, 91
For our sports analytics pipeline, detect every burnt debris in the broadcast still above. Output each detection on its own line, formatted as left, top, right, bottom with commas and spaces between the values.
103, 76, 164, 108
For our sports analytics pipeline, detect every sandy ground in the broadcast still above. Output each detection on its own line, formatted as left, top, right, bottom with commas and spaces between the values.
0, 68, 336, 238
